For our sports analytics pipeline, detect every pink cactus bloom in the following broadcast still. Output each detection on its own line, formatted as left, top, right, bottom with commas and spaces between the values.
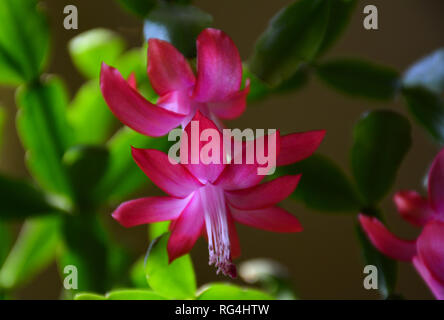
112, 112, 325, 277
359, 148, 444, 299
100, 28, 250, 136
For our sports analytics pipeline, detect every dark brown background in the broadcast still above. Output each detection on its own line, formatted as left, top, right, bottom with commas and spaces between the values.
0, 0, 443, 299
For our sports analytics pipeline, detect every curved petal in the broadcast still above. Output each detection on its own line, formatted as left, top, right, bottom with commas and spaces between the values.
225, 175, 301, 210
127, 72, 137, 89
180, 111, 225, 183
417, 220, 444, 284
230, 206, 302, 233
358, 214, 417, 261
215, 130, 281, 190
276, 130, 326, 166
100, 63, 185, 137
193, 28, 242, 102
167, 192, 204, 262
413, 255, 444, 300
428, 147, 444, 216
112, 196, 191, 228
147, 39, 195, 96
208, 80, 250, 120
132, 147, 204, 198
393, 190, 433, 227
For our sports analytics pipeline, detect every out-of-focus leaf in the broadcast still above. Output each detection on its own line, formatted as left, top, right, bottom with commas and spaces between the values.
144, 3, 212, 58
351, 110, 411, 205
403, 48, 444, 94
59, 214, 109, 294
0, 0, 49, 85
145, 234, 196, 299
316, 0, 358, 57
402, 86, 444, 144
356, 221, 397, 299
0, 175, 61, 220
249, 0, 330, 86
0, 107, 5, 149
197, 283, 274, 300
280, 154, 361, 213
106, 289, 167, 300
316, 58, 400, 100
63, 145, 109, 209
94, 128, 172, 202
68, 81, 118, 145
0, 216, 60, 290
0, 223, 12, 268
74, 293, 106, 300
242, 65, 270, 102
69, 29, 125, 79
16, 76, 74, 199
272, 65, 310, 94
130, 257, 149, 288
115, 0, 157, 18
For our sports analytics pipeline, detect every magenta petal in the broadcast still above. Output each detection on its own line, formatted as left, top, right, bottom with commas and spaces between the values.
193, 28, 242, 102
230, 206, 303, 233
358, 214, 417, 261
225, 175, 301, 210
127, 72, 137, 89
167, 193, 204, 262
100, 63, 185, 137
413, 255, 444, 300
394, 190, 433, 227
276, 130, 326, 166
417, 220, 444, 284
147, 39, 195, 96
181, 111, 225, 183
208, 80, 250, 120
227, 211, 241, 259
428, 147, 444, 216
112, 196, 190, 228
131, 147, 204, 198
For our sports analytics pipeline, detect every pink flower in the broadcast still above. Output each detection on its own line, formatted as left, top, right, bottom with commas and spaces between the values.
100, 28, 250, 136
112, 112, 325, 277
359, 148, 444, 299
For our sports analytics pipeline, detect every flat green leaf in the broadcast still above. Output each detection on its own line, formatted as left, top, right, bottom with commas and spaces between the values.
144, 3, 213, 58
149, 221, 170, 240
74, 293, 106, 300
0, 216, 60, 290
59, 214, 109, 294
115, 0, 157, 18
68, 80, 119, 145
403, 48, 444, 94
94, 127, 172, 202
0, 174, 60, 220
272, 65, 310, 94
356, 221, 397, 298
197, 283, 274, 300
249, 0, 330, 86
130, 257, 149, 288
63, 145, 109, 209
402, 86, 444, 144
16, 76, 74, 199
316, 58, 400, 100
242, 65, 270, 102
69, 29, 125, 79
351, 110, 412, 205
145, 234, 196, 299
106, 289, 167, 300
0, 0, 49, 85
279, 154, 361, 213
316, 0, 358, 57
